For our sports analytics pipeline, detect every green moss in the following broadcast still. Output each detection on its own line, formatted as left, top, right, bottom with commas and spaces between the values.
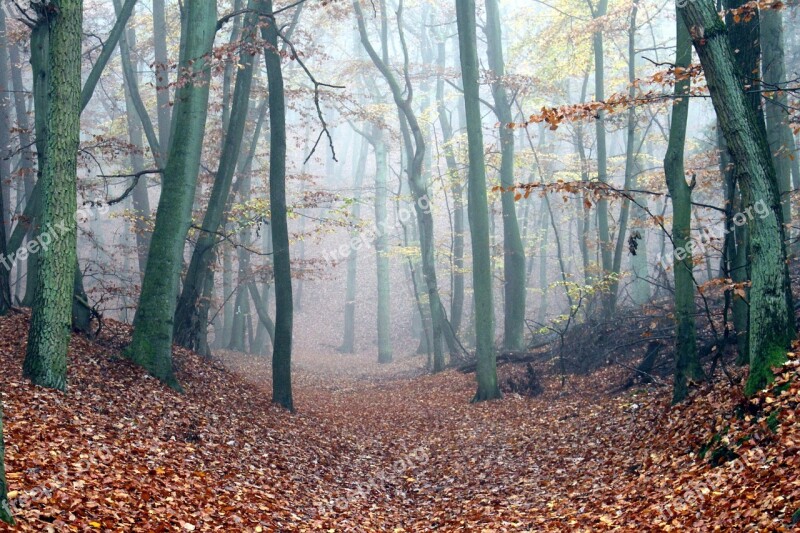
709, 445, 739, 466
745, 344, 789, 397
766, 410, 781, 433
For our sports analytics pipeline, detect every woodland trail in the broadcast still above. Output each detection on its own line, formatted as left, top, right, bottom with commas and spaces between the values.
1, 312, 797, 531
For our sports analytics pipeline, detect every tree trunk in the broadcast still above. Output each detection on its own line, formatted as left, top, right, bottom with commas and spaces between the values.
591, 0, 613, 301
23, 0, 83, 391
484, 0, 526, 352
373, 129, 393, 363
436, 41, 465, 347
114, 3, 152, 276
339, 136, 368, 353
665, 16, 704, 403
456, 0, 501, 402
152, 0, 171, 153
760, 9, 793, 229
681, 0, 794, 395
353, 0, 446, 372
609, 4, 639, 312
173, 2, 258, 351
0, 403, 12, 525
260, 0, 294, 410
126, 0, 217, 390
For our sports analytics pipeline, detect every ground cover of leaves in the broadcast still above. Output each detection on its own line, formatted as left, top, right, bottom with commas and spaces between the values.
0, 311, 797, 531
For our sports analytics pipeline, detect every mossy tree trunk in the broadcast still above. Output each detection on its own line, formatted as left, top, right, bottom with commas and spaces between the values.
173, 2, 257, 351
126, 0, 217, 390
23, 0, 83, 391
681, 0, 794, 395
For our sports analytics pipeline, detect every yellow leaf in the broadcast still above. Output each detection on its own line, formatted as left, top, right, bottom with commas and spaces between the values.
89, 522, 102, 529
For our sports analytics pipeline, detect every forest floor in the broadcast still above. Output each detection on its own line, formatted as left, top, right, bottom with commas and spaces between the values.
0, 311, 798, 531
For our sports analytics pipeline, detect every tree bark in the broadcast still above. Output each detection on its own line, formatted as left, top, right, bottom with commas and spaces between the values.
259, 0, 294, 410
126, 0, 217, 390
665, 16, 704, 403
23, 0, 83, 391
484, 0, 526, 351
456, 0, 501, 402
681, 0, 794, 395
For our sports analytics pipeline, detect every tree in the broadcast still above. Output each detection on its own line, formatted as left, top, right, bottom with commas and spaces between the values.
372, 125, 393, 364
761, 8, 794, 228
173, 2, 258, 352
353, 0, 447, 372
484, 0, 526, 352
456, 0, 501, 402
114, 0, 152, 276
126, 0, 217, 390
258, 0, 294, 410
665, 16, 704, 403
22, 0, 83, 391
680, 0, 795, 395
589, 0, 614, 307
339, 136, 369, 354
436, 40, 465, 338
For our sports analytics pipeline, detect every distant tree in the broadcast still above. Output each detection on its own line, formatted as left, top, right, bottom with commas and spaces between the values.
456, 0, 501, 402
353, 0, 447, 372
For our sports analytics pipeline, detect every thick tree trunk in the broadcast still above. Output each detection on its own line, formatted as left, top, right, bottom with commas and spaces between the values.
681, 0, 794, 395
23, 0, 83, 391
456, 0, 501, 402
126, 0, 217, 390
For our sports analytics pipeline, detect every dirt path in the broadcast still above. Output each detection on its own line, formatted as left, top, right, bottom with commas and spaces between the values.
217, 349, 655, 530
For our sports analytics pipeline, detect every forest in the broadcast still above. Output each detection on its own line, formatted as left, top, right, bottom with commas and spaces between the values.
0, 0, 798, 529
